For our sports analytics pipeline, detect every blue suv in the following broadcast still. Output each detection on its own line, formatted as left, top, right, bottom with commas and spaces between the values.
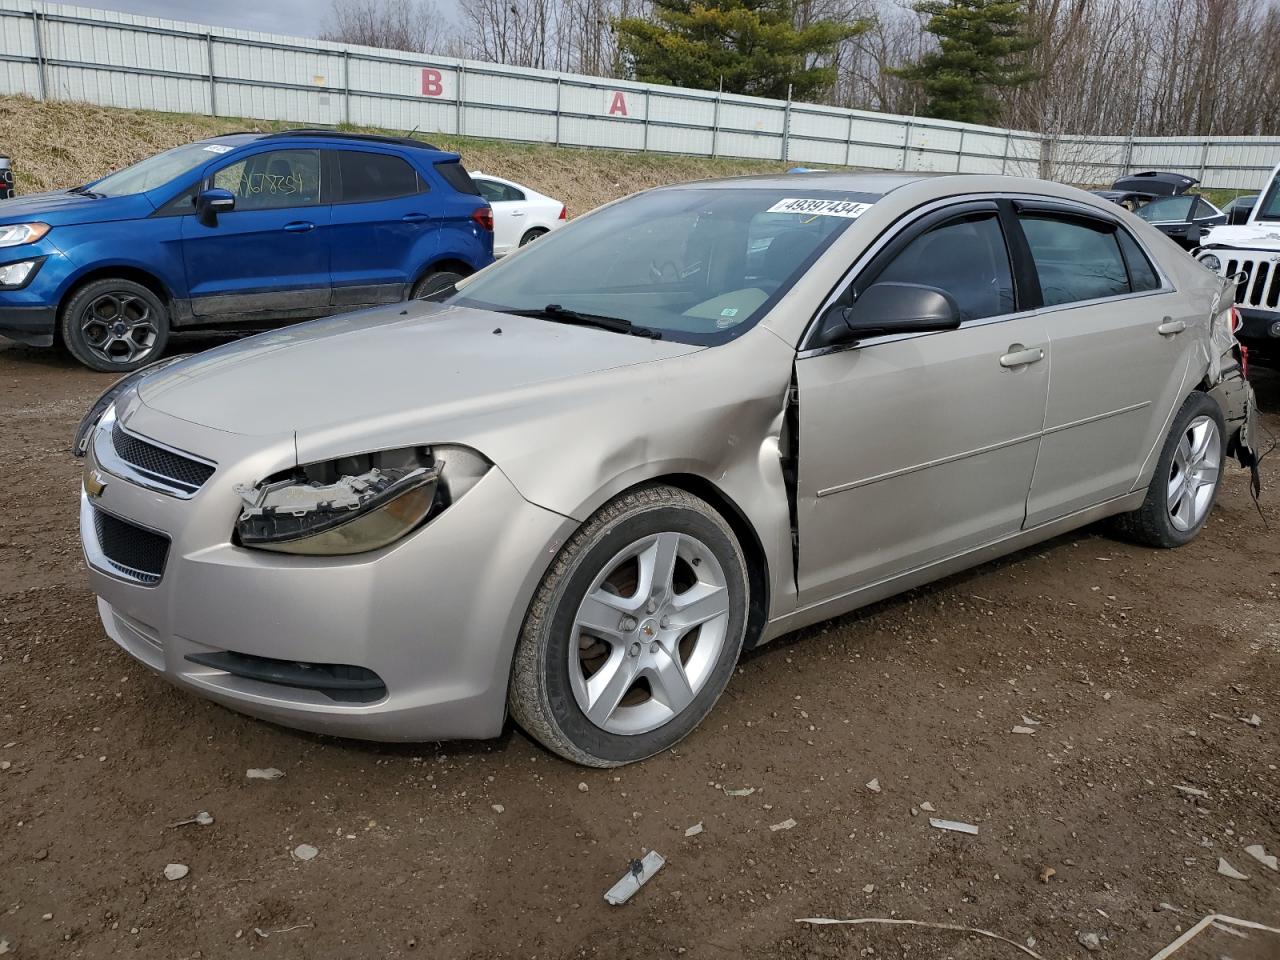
0, 130, 495, 371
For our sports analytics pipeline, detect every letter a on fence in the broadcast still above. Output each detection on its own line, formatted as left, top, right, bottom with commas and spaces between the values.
608, 92, 628, 117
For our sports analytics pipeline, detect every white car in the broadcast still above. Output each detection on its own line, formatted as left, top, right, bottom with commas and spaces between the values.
470, 172, 566, 256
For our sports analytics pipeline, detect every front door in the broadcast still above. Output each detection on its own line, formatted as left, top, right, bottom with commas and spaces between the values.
1017, 206, 1196, 526
795, 203, 1051, 604
182, 147, 330, 318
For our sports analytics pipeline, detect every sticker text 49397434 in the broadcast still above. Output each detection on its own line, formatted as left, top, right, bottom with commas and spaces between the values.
766, 198, 873, 219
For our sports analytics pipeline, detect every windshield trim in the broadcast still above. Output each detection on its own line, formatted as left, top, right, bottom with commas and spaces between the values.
450, 186, 880, 347
1256, 175, 1280, 222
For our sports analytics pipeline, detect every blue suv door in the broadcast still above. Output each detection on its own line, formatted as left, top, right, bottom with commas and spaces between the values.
180, 147, 331, 319
326, 147, 440, 307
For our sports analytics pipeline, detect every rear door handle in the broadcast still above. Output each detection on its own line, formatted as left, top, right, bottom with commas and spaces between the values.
999, 346, 1045, 368
1158, 318, 1186, 336
283, 221, 315, 233
510, 210, 525, 217
401, 213, 429, 224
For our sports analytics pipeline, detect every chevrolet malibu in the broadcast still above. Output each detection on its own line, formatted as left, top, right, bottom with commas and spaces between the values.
74, 173, 1259, 766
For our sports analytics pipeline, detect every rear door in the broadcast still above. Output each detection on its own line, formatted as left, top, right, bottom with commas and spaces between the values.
1016, 204, 1193, 526
181, 148, 331, 318
795, 201, 1051, 603
473, 177, 525, 255
327, 147, 438, 307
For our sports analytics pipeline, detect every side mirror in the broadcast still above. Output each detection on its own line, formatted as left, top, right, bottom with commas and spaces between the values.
822, 281, 961, 345
1228, 204, 1251, 226
195, 187, 235, 225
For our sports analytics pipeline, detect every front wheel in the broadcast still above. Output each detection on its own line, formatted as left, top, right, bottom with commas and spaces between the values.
509, 485, 750, 766
1112, 391, 1225, 547
60, 278, 170, 373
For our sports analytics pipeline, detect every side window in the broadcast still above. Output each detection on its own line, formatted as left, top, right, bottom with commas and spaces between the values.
1020, 215, 1129, 306
872, 214, 1015, 322
212, 149, 321, 211
501, 183, 526, 202
1193, 198, 1217, 220
1116, 229, 1161, 292
337, 151, 421, 203
474, 178, 505, 203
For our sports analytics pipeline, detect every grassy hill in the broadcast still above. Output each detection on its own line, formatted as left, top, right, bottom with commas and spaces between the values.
0, 95, 791, 216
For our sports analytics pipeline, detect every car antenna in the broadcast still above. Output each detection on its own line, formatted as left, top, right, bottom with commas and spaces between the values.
405, 125, 421, 141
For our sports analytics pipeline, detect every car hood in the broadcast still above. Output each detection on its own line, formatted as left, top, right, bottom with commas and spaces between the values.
0, 190, 153, 226
137, 302, 703, 438
1201, 223, 1280, 252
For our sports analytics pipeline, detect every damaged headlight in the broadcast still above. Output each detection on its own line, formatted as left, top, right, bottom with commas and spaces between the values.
233, 445, 489, 556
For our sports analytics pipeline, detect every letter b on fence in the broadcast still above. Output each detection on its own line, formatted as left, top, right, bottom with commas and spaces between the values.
421, 69, 443, 97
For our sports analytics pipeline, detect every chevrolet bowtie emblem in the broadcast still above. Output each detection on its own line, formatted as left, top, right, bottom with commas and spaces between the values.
84, 469, 109, 498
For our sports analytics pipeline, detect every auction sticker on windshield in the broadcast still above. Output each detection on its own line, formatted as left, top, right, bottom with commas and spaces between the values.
766, 198, 873, 218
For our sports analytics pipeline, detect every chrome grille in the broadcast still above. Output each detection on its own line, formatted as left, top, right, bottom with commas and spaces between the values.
111, 420, 215, 495
1223, 254, 1280, 310
92, 508, 170, 585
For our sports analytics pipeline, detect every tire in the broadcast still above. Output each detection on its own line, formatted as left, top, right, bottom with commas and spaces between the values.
1112, 391, 1226, 548
509, 484, 750, 767
410, 270, 465, 300
519, 228, 548, 247
60, 278, 170, 373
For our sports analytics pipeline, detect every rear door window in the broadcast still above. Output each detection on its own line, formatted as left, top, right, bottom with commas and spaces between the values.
871, 213, 1015, 322
212, 149, 321, 211
1019, 215, 1130, 306
337, 151, 422, 203
1116, 229, 1161, 292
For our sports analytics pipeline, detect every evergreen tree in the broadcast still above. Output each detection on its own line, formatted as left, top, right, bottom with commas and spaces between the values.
892, 0, 1039, 125
616, 0, 867, 102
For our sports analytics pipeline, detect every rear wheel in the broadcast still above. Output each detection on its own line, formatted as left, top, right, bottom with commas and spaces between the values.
1112, 391, 1225, 547
509, 485, 749, 766
410, 270, 464, 300
60, 278, 170, 373
519, 228, 548, 247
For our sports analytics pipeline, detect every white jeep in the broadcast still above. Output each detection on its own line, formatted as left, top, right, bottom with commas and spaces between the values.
1196, 161, 1280, 363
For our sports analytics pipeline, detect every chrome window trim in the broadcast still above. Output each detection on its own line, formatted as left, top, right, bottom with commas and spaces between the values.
94, 406, 217, 500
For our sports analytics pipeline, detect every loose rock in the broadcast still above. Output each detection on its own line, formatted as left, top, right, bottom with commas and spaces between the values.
684, 822, 703, 837
769, 818, 797, 832
163, 863, 189, 881
291, 844, 318, 862
246, 768, 285, 780
865, 778, 881, 793
1217, 857, 1249, 880
1244, 844, 1278, 871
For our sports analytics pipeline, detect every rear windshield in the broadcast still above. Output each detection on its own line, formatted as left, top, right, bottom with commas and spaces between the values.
1136, 195, 1194, 222
451, 187, 878, 345
91, 142, 237, 197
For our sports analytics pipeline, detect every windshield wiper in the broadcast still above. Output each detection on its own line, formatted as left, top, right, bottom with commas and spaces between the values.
505, 304, 662, 339
68, 185, 105, 199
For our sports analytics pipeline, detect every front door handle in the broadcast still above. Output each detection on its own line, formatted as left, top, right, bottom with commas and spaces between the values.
283, 221, 315, 233
1158, 318, 1186, 336
999, 346, 1045, 368
401, 213, 429, 224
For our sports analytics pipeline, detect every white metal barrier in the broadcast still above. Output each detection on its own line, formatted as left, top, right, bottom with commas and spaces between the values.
1, 0, 1277, 189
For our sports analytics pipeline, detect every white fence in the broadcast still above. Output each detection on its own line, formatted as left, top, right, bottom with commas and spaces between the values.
2, 0, 1278, 190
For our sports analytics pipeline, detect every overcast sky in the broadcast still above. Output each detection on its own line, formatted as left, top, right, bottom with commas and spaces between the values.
76, 0, 451, 36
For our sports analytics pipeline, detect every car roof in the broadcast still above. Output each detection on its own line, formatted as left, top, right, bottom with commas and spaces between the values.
198, 129, 457, 159
671, 171, 929, 195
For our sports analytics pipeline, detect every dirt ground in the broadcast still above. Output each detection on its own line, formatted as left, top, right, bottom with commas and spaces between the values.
1, 337, 1278, 960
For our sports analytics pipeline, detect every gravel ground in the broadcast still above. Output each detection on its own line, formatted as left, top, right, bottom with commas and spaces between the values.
1, 340, 1278, 960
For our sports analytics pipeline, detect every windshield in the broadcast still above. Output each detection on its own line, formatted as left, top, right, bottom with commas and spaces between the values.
90, 142, 239, 197
1136, 195, 1195, 222
1257, 174, 1280, 222
450, 187, 878, 344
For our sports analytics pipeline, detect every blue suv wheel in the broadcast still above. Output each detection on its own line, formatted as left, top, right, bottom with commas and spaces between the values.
61, 277, 170, 372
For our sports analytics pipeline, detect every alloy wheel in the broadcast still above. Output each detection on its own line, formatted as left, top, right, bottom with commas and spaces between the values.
1167, 414, 1220, 532
80, 292, 159, 365
569, 531, 732, 735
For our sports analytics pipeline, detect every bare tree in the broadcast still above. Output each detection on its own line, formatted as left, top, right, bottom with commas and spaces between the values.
320, 0, 451, 53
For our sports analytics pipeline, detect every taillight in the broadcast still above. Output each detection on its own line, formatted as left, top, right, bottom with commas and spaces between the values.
1230, 306, 1242, 333
1240, 343, 1250, 379
558, 205, 567, 221
471, 206, 494, 231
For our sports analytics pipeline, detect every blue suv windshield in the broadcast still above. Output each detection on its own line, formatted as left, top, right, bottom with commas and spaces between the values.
91, 142, 237, 197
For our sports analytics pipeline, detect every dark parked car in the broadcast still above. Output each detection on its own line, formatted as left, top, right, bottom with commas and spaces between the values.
1222, 194, 1259, 225
1134, 194, 1227, 250
0, 130, 495, 371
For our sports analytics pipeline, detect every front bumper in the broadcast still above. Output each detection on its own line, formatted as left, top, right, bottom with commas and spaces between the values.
80, 394, 573, 742
1238, 307, 1280, 359
0, 302, 57, 346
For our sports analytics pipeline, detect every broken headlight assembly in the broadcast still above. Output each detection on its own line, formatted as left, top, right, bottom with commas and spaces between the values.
233, 445, 490, 557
